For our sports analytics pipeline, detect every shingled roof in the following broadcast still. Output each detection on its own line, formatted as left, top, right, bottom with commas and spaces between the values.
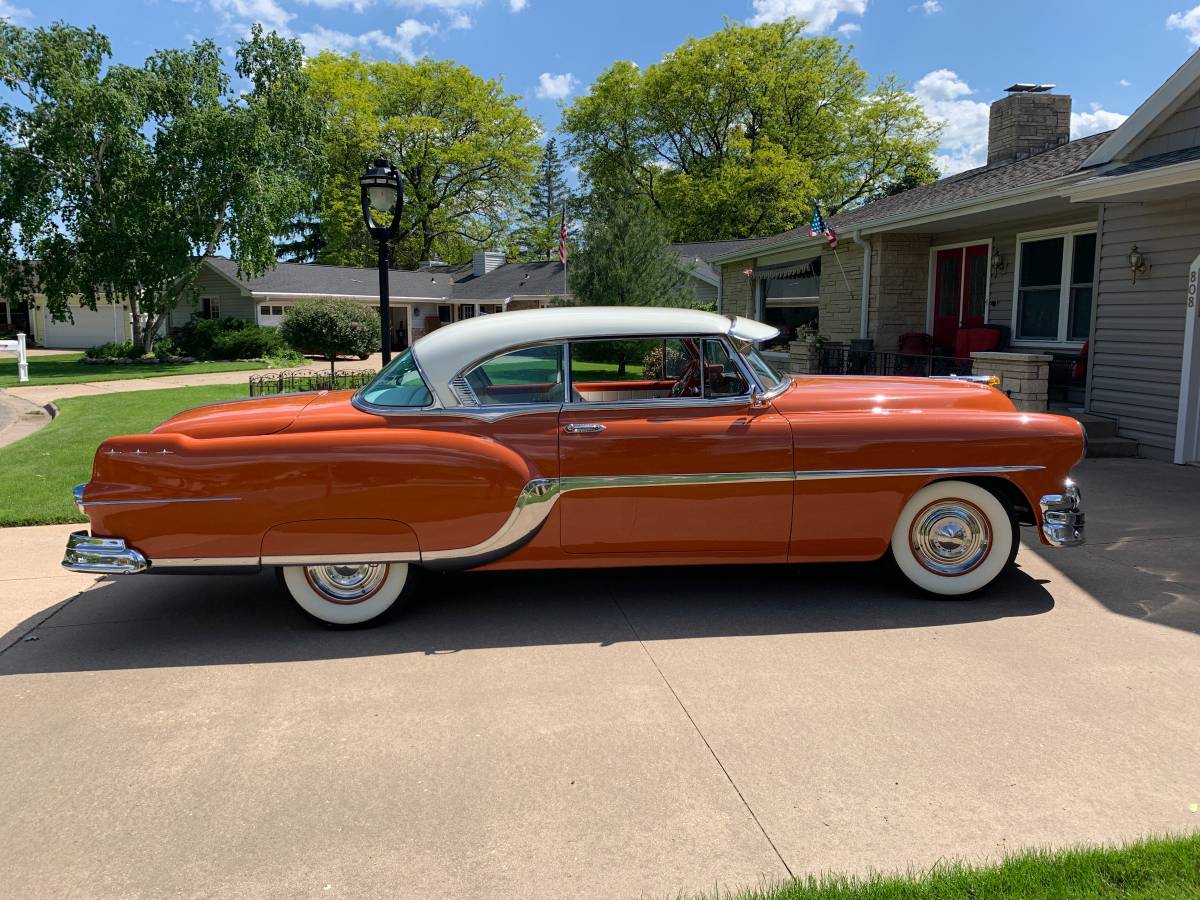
205, 257, 453, 300
720, 130, 1114, 260
450, 261, 566, 300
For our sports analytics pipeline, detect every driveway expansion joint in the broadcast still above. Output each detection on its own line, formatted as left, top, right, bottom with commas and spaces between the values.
610, 592, 796, 882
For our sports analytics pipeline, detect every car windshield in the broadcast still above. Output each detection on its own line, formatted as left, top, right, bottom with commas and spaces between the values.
734, 340, 788, 392
358, 349, 433, 408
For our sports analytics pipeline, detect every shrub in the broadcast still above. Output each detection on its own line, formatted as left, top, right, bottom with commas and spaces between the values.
85, 341, 138, 360
167, 317, 283, 360
279, 297, 379, 376
264, 347, 306, 368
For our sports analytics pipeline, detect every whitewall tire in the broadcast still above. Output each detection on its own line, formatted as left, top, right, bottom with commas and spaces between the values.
890, 481, 1014, 597
282, 562, 411, 625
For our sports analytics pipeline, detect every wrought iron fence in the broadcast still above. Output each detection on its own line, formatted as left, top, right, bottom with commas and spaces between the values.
818, 345, 973, 378
249, 369, 376, 397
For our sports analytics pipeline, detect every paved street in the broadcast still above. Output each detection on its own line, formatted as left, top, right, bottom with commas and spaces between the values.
1, 459, 1198, 899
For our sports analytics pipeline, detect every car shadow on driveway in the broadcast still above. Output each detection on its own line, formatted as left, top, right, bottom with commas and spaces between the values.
0, 559, 1054, 675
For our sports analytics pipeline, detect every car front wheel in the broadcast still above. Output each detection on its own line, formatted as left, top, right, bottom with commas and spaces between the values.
282, 562, 412, 625
890, 480, 1015, 596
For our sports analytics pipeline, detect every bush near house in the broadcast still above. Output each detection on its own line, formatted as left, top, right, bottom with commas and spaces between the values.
84, 341, 145, 361
167, 317, 286, 361
279, 297, 379, 376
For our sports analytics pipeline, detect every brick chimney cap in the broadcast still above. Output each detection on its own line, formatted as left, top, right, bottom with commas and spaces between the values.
1004, 83, 1056, 93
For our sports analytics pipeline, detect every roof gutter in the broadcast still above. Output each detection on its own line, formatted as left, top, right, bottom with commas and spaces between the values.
1059, 157, 1200, 202
851, 230, 871, 341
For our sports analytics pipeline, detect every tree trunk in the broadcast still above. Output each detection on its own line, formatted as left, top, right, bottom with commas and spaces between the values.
128, 294, 145, 354
329, 355, 336, 380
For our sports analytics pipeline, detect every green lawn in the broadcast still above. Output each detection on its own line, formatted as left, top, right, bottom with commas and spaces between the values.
0, 384, 246, 526
714, 834, 1200, 900
0, 352, 269, 388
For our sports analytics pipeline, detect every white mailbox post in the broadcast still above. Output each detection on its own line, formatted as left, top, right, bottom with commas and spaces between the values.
0, 332, 29, 383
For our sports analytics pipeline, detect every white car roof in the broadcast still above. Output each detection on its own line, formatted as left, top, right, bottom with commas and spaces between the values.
413, 306, 779, 406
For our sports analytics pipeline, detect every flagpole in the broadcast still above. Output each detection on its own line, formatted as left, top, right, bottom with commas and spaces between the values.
560, 204, 567, 299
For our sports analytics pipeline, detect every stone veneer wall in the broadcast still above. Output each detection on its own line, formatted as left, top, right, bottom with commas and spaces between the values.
970, 351, 1050, 412
871, 233, 932, 352
719, 259, 755, 318
815, 242, 864, 343
986, 93, 1071, 167
787, 340, 820, 374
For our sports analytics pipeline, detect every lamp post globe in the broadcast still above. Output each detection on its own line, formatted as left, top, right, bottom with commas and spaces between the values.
360, 158, 402, 364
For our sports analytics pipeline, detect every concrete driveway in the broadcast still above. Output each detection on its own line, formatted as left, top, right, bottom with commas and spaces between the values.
1, 459, 1198, 899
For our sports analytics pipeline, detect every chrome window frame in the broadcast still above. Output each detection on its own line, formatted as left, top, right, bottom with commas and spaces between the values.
352, 348, 443, 416
562, 334, 764, 409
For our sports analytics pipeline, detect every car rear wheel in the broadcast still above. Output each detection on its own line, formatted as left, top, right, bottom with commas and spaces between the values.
890, 481, 1015, 596
282, 562, 412, 625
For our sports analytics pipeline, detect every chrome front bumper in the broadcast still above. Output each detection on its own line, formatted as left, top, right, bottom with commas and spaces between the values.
62, 531, 149, 575
1040, 480, 1085, 547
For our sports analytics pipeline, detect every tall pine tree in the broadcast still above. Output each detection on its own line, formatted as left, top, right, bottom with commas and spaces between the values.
518, 138, 572, 261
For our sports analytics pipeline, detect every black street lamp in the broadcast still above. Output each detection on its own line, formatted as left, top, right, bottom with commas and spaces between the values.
360, 157, 402, 365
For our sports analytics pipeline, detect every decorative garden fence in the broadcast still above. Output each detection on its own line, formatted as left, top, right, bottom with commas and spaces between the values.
249, 369, 375, 397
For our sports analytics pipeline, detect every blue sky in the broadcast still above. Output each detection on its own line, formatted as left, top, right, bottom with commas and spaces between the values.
6, 0, 1200, 174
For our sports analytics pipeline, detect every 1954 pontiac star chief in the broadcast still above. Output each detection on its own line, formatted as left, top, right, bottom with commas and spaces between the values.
64, 307, 1085, 625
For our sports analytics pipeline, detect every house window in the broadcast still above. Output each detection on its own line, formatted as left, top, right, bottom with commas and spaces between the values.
259, 304, 285, 317
200, 297, 220, 320
1014, 228, 1095, 344
761, 260, 820, 349
456, 304, 476, 320
437, 304, 453, 324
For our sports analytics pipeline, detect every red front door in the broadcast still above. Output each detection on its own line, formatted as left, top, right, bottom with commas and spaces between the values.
932, 244, 989, 350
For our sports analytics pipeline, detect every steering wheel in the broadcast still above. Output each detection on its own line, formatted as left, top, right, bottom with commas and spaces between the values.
670, 358, 701, 397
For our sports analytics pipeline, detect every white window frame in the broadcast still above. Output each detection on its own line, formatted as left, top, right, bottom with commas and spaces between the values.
1010, 223, 1096, 349
200, 296, 220, 320
924, 238, 993, 335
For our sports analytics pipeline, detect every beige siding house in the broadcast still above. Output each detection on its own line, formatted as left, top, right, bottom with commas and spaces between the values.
716, 50, 1200, 463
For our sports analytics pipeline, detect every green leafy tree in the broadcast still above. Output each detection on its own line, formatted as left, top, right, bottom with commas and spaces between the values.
279, 297, 379, 377
568, 192, 692, 310
560, 18, 939, 240
0, 23, 325, 353
305, 53, 541, 268
515, 138, 573, 261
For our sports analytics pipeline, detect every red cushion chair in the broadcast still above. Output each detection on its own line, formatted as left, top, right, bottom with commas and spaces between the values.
897, 332, 934, 356
953, 326, 1003, 360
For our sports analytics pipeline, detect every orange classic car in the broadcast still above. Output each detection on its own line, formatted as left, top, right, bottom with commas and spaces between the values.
65, 307, 1085, 625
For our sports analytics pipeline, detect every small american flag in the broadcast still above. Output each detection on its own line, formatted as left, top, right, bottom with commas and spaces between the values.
558, 207, 568, 265
809, 204, 837, 249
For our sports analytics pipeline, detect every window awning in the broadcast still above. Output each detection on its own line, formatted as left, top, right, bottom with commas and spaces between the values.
750, 258, 818, 282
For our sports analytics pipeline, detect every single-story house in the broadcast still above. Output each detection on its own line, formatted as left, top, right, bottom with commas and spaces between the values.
713, 49, 1200, 463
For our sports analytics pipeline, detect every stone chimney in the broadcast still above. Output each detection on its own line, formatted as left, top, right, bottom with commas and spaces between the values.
472, 250, 506, 278
987, 84, 1071, 167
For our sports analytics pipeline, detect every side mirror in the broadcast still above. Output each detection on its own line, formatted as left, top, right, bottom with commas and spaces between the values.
750, 388, 767, 410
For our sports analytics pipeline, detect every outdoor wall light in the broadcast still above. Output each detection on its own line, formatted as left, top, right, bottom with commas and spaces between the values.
1128, 245, 1149, 284
359, 157, 403, 364
991, 248, 1006, 274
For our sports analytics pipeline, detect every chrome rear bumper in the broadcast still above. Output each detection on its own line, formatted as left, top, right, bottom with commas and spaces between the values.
1040, 481, 1085, 547
62, 531, 149, 575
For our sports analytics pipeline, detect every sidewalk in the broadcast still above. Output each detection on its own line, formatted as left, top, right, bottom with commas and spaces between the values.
4, 354, 381, 405
0, 392, 54, 449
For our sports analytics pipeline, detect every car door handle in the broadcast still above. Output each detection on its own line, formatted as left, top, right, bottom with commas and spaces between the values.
563, 423, 606, 434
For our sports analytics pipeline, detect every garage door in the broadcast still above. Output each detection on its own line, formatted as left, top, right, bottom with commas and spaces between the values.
40, 304, 125, 349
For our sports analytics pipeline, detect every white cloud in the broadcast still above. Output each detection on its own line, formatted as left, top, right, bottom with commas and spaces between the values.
535, 71, 577, 100
920, 0, 941, 12
1071, 102, 1129, 138
448, 10, 471, 27
0, 1, 32, 22
836, 22, 860, 34
1119, 78, 1132, 87
392, 0, 480, 10
298, 0, 374, 11
299, 20, 435, 61
749, 0, 867, 33
1167, 5, 1200, 45
912, 69, 990, 174
210, 0, 295, 34
510, 0, 528, 9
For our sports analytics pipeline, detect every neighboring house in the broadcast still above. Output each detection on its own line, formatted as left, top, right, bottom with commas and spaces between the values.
713, 49, 1200, 463
671, 240, 766, 307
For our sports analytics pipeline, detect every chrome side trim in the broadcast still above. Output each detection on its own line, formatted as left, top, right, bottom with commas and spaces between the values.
561, 472, 793, 491
794, 465, 1044, 480
73, 483, 86, 513
62, 531, 148, 575
1040, 479, 1085, 547
261, 551, 421, 566
78, 496, 242, 507
150, 556, 262, 568
421, 478, 561, 570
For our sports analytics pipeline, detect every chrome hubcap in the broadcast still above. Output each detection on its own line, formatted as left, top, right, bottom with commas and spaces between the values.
304, 564, 388, 604
910, 500, 991, 576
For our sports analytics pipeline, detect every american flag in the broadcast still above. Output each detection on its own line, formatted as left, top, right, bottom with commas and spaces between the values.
558, 207, 568, 265
809, 205, 838, 249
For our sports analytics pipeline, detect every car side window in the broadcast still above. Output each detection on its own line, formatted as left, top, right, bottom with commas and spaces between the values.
702, 339, 751, 398
570, 338, 702, 402
463, 343, 565, 406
